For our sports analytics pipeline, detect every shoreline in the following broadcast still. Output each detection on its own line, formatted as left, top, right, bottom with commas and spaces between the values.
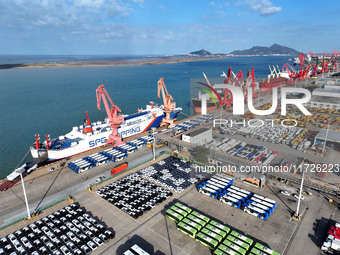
0, 56, 228, 69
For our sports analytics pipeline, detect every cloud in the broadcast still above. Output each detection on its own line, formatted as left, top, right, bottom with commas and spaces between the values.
215, 10, 226, 16
72, 0, 106, 9
210, 0, 230, 9
244, 0, 282, 15
0, 0, 142, 30
157, 5, 165, 10
204, 0, 229, 19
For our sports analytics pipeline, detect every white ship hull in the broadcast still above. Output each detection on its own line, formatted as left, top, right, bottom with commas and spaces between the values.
30, 104, 181, 160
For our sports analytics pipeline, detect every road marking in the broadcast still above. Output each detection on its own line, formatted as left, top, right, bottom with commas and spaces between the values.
274, 218, 294, 251
281, 206, 307, 255
148, 218, 190, 255
331, 206, 337, 219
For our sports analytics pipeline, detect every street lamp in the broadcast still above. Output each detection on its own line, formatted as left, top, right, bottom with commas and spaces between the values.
322, 122, 330, 154
295, 170, 305, 218
19, 169, 31, 219
152, 127, 156, 161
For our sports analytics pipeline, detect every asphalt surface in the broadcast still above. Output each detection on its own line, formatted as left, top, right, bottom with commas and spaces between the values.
0, 145, 164, 225
0, 75, 339, 254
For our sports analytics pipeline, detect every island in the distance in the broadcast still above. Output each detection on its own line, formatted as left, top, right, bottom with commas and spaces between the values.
0, 55, 223, 69
229, 43, 299, 56
189, 44, 298, 57
0, 44, 299, 69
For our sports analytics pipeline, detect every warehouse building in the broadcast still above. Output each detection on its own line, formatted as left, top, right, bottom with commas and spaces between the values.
181, 128, 212, 146
306, 84, 340, 110
314, 129, 340, 148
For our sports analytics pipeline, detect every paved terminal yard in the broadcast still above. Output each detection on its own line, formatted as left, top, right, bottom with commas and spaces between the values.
0, 137, 163, 225
1, 76, 340, 254
74, 175, 340, 255
1, 151, 340, 255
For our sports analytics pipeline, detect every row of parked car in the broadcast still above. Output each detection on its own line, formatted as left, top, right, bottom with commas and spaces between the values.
95, 173, 173, 219
206, 137, 278, 165
219, 121, 314, 151
0, 203, 114, 255
138, 156, 198, 193
172, 114, 214, 136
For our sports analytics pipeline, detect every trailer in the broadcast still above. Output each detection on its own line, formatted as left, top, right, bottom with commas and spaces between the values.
111, 162, 128, 176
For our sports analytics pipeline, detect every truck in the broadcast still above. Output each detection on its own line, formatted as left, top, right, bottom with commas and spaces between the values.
111, 162, 128, 176
322, 235, 340, 254
322, 222, 340, 254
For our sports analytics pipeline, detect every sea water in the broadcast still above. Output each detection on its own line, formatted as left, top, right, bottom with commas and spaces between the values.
0, 55, 291, 178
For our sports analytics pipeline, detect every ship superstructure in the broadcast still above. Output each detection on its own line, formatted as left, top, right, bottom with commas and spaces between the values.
30, 103, 180, 160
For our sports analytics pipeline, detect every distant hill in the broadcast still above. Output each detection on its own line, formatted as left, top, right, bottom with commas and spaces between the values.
230, 44, 299, 56
189, 49, 212, 56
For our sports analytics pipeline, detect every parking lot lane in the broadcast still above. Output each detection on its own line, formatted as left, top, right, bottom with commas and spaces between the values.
287, 194, 340, 255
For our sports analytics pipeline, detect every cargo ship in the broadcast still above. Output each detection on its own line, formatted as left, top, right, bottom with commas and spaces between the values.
192, 90, 220, 113
259, 77, 294, 92
259, 65, 295, 92
30, 102, 181, 161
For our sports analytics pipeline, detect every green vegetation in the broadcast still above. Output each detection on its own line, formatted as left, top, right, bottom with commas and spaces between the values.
193, 146, 210, 165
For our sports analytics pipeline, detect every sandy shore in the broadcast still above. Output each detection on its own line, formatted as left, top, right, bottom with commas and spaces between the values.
2, 56, 228, 69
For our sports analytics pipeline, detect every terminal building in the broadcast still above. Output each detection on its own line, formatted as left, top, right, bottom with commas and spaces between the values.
181, 128, 212, 146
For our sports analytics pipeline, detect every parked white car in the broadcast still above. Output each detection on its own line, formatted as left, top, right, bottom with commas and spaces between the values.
280, 190, 291, 196
293, 194, 305, 200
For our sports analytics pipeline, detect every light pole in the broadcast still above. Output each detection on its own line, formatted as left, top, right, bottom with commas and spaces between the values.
152, 127, 156, 160
322, 122, 330, 154
20, 171, 31, 219
220, 105, 223, 127
295, 170, 305, 218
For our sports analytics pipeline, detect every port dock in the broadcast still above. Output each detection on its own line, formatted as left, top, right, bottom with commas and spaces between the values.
1, 72, 340, 255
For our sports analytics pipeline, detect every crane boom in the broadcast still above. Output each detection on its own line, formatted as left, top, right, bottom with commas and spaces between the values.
96, 84, 125, 146
157, 78, 176, 127
250, 67, 257, 98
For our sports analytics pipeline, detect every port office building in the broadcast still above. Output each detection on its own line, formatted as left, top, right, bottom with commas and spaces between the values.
182, 128, 212, 146
314, 129, 340, 149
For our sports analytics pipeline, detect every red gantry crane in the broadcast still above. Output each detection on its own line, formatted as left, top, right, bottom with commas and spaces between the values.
96, 84, 125, 146
229, 70, 243, 107
281, 63, 297, 78
296, 53, 312, 79
222, 67, 233, 108
221, 67, 244, 108
157, 78, 177, 127
248, 67, 257, 98
244, 69, 251, 99
325, 55, 334, 73
333, 56, 339, 71
297, 53, 305, 79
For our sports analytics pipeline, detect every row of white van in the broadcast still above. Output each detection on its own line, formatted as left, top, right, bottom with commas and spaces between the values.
220, 121, 313, 150
206, 137, 278, 166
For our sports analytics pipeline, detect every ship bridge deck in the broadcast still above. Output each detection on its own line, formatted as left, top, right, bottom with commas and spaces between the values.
50, 137, 83, 150
124, 111, 149, 121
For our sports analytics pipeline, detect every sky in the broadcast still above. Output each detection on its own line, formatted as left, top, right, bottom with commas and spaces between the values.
0, 0, 339, 55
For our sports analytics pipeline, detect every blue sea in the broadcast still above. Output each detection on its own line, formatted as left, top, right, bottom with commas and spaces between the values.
0, 55, 292, 179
